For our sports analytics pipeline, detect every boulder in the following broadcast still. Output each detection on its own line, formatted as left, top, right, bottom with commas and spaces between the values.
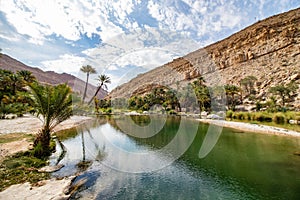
207, 114, 223, 120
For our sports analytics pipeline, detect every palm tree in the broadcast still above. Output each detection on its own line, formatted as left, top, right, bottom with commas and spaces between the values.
17, 70, 36, 84
28, 82, 73, 158
240, 75, 257, 97
224, 84, 240, 110
80, 65, 96, 103
88, 74, 111, 105
9, 73, 21, 95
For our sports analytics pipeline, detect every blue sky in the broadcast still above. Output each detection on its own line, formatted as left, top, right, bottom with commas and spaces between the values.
0, 0, 299, 90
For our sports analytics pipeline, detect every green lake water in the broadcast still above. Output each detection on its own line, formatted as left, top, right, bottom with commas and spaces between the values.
51, 116, 300, 199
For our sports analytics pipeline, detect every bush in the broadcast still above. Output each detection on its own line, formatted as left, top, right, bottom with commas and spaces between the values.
254, 112, 272, 122
168, 110, 177, 115
246, 112, 252, 120
226, 110, 234, 119
31, 142, 47, 159
236, 112, 246, 120
273, 113, 286, 124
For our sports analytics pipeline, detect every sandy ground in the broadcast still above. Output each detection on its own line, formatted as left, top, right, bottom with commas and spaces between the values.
198, 119, 300, 137
0, 114, 93, 135
0, 114, 93, 160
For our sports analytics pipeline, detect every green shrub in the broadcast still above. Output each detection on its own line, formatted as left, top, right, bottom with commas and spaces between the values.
31, 142, 48, 159
246, 112, 252, 120
226, 110, 234, 119
168, 110, 177, 115
273, 113, 286, 124
106, 107, 112, 114
285, 111, 296, 122
236, 112, 246, 120
254, 112, 272, 122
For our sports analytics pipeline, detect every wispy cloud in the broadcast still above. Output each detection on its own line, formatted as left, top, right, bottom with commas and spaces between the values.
41, 54, 85, 74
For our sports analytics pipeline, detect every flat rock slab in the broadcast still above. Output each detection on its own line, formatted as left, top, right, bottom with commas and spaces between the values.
0, 176, 75, 200
38, 164, 65, 173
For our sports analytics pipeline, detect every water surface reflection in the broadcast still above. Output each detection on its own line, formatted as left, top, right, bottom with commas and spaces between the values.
51, 116, 300, 199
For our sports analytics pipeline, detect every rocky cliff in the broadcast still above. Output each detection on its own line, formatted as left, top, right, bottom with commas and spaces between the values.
108, 7, 300, 108
0, 53, 107, 99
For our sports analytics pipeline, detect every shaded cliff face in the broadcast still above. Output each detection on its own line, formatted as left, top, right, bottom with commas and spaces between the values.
0, 54, 107, 99
108, 8, 300, 108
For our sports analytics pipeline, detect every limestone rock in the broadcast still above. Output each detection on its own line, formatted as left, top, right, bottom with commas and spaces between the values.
38, 164, 64, 173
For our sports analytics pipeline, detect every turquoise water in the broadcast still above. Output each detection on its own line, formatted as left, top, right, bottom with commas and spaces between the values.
51, 116, 300, 199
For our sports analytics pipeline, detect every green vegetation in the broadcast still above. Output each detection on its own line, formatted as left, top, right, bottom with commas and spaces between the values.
224, 84, 241, 111
0, 69, 36, 118
227, 110, 300, 131
28, 82, 73, 158
129, 87, 180, 113
269, 81, 298, 107
0, 133, 33, 144
0, 151, 49, 191
240, 75, 257, 97
191, 77, 211, 116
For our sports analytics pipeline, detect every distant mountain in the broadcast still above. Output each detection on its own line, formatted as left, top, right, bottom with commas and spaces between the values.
108, 7, 300, 108
0, 53, 107, 99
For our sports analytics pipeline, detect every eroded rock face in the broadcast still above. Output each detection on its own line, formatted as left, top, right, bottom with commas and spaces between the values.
108, 8, 300, 108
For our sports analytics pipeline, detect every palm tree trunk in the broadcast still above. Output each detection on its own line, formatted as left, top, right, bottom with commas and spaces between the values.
33, 127, 51, 158
82, 73, 89, 103
88, 83, 103, 105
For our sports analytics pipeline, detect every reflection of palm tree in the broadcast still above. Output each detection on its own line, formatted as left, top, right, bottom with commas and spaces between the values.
81, 131, 86, 161
54, 136, 67, 165
85, 129, 106, 162
78, 122, 107, 166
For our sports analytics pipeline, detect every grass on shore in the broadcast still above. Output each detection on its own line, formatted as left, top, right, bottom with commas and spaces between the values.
0, 133, 33, 144
0, 151, 49, 192
226, 111, 300, 132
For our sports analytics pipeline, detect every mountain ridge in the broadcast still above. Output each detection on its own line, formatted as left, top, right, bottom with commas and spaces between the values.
0, 53, 107, 99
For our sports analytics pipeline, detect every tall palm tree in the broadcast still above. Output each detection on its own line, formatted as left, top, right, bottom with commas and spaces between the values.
28, 82, 73, 158
17, 70, 36, 84
224, 84, 240, 110
88, 74, 111, 105
80, 65, 96, 103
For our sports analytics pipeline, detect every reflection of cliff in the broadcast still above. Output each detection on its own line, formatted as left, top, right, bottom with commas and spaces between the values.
109, 8, 300, 107
107, 116, 181, 148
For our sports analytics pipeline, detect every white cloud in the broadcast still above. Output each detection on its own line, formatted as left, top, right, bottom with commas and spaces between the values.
0, 33, 19, 42
107, 65, 119, 71
114, 48, 176, 69
0, 0, 126, 44
41, 54, 85, 75
81, 28, 198, 75
147, 0, 242, 39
